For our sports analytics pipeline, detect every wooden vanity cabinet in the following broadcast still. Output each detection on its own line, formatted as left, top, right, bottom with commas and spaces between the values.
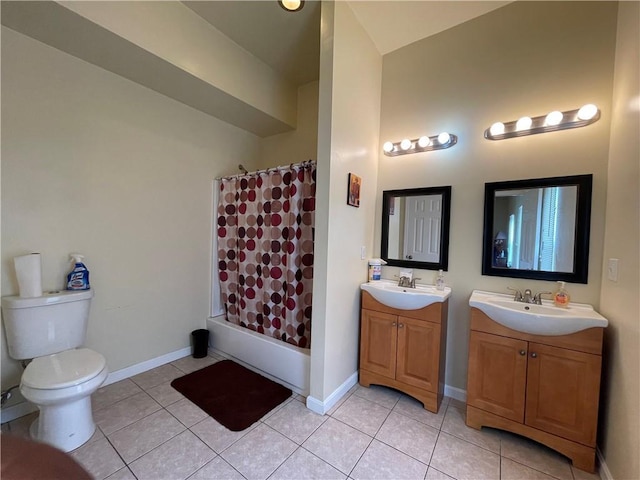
359, 291, 448, 413
466, 308, 604, 473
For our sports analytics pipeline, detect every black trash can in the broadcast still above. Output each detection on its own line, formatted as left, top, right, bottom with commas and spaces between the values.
191, 329, 210, 358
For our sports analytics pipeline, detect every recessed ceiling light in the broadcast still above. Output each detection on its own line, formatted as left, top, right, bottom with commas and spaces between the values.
278, 0, 304, 12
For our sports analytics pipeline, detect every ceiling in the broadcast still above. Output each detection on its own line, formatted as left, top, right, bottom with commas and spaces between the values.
183, 1, 322, 86
183, 1, 512, 87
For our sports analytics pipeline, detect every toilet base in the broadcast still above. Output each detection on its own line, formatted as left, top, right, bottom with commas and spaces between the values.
30, 396, 97, 452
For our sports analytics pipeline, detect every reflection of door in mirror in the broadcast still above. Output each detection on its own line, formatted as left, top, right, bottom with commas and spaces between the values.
494, 187, 576, 272
387, 195, 443, 262
403, 195, 442, 262
382, 186, 451, 271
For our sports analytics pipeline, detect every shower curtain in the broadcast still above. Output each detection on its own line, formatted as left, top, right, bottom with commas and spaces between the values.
217, 160, 316, 349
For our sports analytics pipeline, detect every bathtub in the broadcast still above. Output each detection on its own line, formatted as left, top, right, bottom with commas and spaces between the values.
207, 316, 310, 396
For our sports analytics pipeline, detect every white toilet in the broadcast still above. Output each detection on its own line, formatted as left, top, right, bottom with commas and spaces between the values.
2, 289, 108, 452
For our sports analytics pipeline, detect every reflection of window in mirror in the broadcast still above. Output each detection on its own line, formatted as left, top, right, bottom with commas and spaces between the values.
494, 186, 576, 272
482, 174, 590, 283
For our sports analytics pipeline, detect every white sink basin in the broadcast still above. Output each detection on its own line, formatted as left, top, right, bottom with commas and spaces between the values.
469, 290, 608, 336
361, 280, 451, 310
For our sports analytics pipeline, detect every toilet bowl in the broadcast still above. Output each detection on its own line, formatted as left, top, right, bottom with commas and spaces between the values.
2, 289, 107, 453
20, 348, 108, 452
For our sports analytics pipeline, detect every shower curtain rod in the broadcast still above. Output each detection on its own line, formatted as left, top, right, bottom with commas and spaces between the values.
215, 159, 315, 181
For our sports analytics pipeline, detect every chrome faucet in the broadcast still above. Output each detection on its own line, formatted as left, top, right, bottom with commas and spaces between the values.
508, 287, 553, 305
507, 287, 523, 302
396, 275, 421, 288
533, 291, 553, 305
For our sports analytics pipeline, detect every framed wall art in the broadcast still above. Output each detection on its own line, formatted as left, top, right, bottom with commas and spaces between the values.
347, 173, 361, 207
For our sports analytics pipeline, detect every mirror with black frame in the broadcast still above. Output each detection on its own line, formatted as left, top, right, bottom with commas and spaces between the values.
381, 186, 451, 271
482, 174, 593, 283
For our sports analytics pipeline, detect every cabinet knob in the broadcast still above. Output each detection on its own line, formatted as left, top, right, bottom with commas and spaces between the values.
392, 322, 397, 327
398, 323, 404, 328
519, 350, 526, 356
531, 352, 538, 358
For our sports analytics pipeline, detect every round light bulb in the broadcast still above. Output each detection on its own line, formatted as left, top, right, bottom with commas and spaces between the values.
278, 0, 304, 12
383, 141, 394, 153
489, 122, 505, 136
545, 111, 563, 126
437, 132, 451, 145
516, 116, 532, 131
400, 139, 412, 150
577, 104, 598, 120
418, 136, 431, 148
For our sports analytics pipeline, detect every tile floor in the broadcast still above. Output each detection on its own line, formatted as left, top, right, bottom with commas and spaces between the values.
2, 353, 602, 480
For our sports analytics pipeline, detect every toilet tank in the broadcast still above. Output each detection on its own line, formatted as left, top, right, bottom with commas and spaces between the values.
1, 289, 94, 360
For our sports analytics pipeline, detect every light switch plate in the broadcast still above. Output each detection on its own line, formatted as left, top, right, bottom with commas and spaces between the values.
607, 258, 619, 282
361, 246, 366, 260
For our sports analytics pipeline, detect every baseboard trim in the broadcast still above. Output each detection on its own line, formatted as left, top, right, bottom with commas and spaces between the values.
597, 447, 612, 480
102, 347, 192, 387
0, 400, 38, 424
1, 346, 192, 424
306, 371, 359, 415
444, 384, 467, 402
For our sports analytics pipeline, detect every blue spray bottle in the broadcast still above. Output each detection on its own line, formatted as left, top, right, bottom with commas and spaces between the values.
66, 254, 90, 290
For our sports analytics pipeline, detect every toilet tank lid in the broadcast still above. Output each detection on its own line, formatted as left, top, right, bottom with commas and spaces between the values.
2, 289, 93, 309
22, 348, 106, 390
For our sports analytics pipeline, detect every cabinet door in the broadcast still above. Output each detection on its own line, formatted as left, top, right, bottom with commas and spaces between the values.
525, 343, 602, 446
396, 316, 440, 391
360, 309, 397, 378
467, 331, 528, 422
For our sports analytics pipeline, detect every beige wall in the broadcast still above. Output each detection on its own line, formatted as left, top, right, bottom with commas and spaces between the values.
599, 2, 640, 479
1, 27, 261, 406
377, 1, 618, 392
258, 81, 319, 170
310, 1, 382, 403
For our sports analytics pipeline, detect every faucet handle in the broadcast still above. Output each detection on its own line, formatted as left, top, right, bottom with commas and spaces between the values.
507, 286, 523, 301
410, 277, 421, 288
533, 291, 553, 305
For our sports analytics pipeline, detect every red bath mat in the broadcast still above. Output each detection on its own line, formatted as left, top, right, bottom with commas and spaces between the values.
170, 360, 292, 431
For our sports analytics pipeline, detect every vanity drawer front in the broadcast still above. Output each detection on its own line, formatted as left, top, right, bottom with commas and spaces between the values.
361, 291, 441, 323
470, 308, 603, 355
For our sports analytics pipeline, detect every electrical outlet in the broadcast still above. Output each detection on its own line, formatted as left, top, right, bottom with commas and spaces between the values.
607, 258, 619, 282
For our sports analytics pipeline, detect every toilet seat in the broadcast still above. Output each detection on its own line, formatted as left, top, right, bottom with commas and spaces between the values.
22, 348, 106, 390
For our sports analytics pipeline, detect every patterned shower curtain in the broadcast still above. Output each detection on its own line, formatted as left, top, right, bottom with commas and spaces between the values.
217, 161, 316, 349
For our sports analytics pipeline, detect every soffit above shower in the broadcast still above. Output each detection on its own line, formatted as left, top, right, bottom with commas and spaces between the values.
1, 0, 298, 137
182, 0, 321, 87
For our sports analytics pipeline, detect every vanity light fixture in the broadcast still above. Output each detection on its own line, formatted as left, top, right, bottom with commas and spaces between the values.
484, 104, 600, 140
278, 0, 304, 12
382, 132, 458, 156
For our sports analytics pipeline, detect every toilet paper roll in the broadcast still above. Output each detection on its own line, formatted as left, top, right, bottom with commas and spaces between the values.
14, 253, 43, 298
